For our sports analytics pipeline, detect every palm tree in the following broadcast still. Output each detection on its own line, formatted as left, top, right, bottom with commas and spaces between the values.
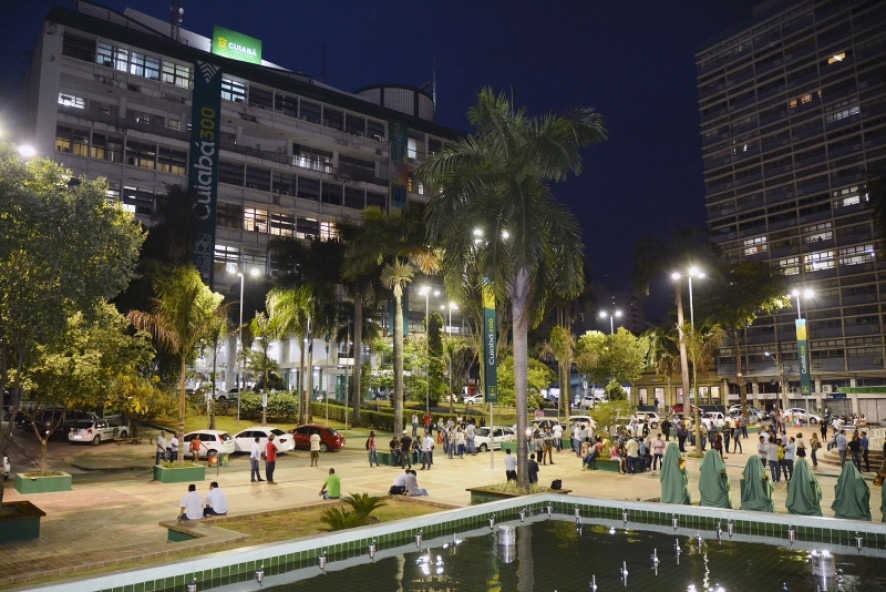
643, 324, 681, 409
417, 87, 606, 487
266, 285, 313, 423
442, 335, 474, 414
545, 325, 575, 419
127, 265, 226, 466
249, 311, 273, 426
379, 260, 414, 435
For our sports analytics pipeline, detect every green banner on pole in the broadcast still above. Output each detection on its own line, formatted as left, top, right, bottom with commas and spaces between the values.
188, 61, 223, 285
482, 287, 497, 403
796, 319, 812, 396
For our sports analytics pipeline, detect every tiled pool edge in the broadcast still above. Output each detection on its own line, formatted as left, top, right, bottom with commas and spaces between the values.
20, 494, 886, 592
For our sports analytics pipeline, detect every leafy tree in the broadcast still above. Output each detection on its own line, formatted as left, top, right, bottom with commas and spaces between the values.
127, 265, 226, 466
588, 400, 633, 439
496, 355, 555, 408
704, 261, 788, 418
266, 285, 314, 423
575, 331, 607, 384
249, 311, 274, 425
442, 336, 474, 413
426, 311, 447, 407
0, 145, 144, 491
542, 325, 576, 418
575, 329, 648, 401
418, 87, 606, 487
643, 324, 682, 408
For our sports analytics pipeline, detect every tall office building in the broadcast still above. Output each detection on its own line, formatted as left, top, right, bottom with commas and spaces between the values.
697, 0, 886, 414
21, 1, 458, 392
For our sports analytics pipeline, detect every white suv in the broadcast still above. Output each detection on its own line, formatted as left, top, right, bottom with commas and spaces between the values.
633, 411, 661, 429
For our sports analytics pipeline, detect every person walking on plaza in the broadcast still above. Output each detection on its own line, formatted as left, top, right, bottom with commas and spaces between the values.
319, 468, 341, 500
504, 448, 518, 482
783, 437, 796, 481
732, 418, 743, 453
265, 433, 278, 484
309, 430, 321, 467
203, 481, 229, 516
810, 432, 822, 469
155, 431, 167, 465
178, 484, 202, 521
249, 436, 264, 482
420, 431, 435, 470
367, 430, 379, 467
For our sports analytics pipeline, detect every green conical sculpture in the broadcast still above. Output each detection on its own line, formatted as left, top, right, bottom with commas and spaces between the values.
740, 455, 774, 512
832, 462, 871, 521
699, 450, 731, 508
786, 458, 822, 516
660, 442, 690, 505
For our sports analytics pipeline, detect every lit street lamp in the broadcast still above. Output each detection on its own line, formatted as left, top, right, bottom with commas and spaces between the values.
764, 351, 789, 412
598, 310, 622, 334
419, 285, 440, 415
229, 265, 259, 425
791, 287, 814, 320
791, 287, 814, 414
672, 266, 705, 456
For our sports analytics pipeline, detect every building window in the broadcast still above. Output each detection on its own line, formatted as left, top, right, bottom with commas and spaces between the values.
296, 177, 320, 201
91, 134, 124, 163
778, 257, 800, 276
367, 191, 386, 208
827, 51, 846, 64
157, 147, 186, 175
218, 160, 245, 186
838, 244, 875, 267
96, 41, 128, 71
300, 101, 321, 124
62, 32, 95, 62
121, 185, 155, 216
162, 61, 191, 89
128, 109, 164, 128
742, 235, 767, 256
833, 186, 863, 208
168, 119, 181, 131
54, 126, 89, 157
57, 93, 85, 109
322, 182, 342, 206
323, 107, 343, 130
216, 203, 243, 229
296, 216, 320, 239
244, 208, 269, 233
292, 144, 332, 173
270, 212, 295, 237
339, 155, 376, 182
804, 251, 834, 272
319, 221, 338, 241
129, 51, 160, 79
344, 187, 365, 209
125, 141, 156, 169
221, 77, 247, 103
825, 105, 860, 124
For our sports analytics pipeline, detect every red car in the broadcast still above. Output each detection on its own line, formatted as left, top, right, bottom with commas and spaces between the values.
670, 404, 700, 416
289, 424, 346, 452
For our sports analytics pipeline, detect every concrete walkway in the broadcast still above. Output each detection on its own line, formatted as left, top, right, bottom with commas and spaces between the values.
1, 427, 883, 590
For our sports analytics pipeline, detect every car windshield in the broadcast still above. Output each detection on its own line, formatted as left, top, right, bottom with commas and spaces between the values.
477, 428, 492, 437
325, 427, 340, 436
71, 420, 94, 429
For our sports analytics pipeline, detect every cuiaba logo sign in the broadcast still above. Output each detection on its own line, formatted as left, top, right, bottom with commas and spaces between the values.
212, 26, 262, 65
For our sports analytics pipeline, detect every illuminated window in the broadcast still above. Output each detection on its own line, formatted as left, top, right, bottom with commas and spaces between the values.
407, 137, 418, 160
804, 251, 834, 272
244, 208, 269, 233
825, 106, 860, 124
58, 93, 85, 109
162, 61, 191, 89
779, 257, 800, 276
319, 221, 338, 241
221, 77, 247, 103
838, 244, 874, 266
742, 236, 767, 256
827, 52, 846, 64
54, 125, 89, 156
269, 212, 295, 237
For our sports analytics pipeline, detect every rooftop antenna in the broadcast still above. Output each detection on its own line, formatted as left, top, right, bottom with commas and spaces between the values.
170, 0, 184, 42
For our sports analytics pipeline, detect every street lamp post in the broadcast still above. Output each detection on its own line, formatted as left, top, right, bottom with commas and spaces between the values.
765, 351, 789, 413
228, 265, 259, 426
598, 310, 622, 334
419, 286, 440, 415
672, 267, 705, 456
791, 287, 814, 415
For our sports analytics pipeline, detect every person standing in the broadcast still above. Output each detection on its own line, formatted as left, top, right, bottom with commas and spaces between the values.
543, 428, 555, 465
203, 481, 229, 516
420, 431, 435, 470
625, 436, 640, 474
389, 435, 401, 466
661, 417, 672, 441
423, 412, 432, 434
848, 432, 862, 471
155, 431, 167, 465
190, 434, 203, 461
465, 421, 476, 455
178, 484, 202, 521
319, 468, 341, 500
783, 437, 796, 481
835, 429, 848, 467
249, 436, 264, 482
504, 448, 518, 482
168, 433, 179, 462
400, 430, 413, 469
651, 433, 665, 471
809, 432, 822, 469
527, 453, 540, 484
265, 433, 278, 484
411, 413, 419, 438
766, 438, 781, 483
309, 430, 321, 467
552, 421, 563, 452
860, 431, 870, 471
367, 430, 379, 467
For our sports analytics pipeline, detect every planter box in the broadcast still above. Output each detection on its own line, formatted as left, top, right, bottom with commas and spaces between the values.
153, 464, 206, 484
588, 459, 622, 473
15, 472, 72, 494
467, 486, 571, 505
0, 500, 46, 543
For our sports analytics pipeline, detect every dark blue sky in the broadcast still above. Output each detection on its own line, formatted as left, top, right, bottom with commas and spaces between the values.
0, 0, 756, 303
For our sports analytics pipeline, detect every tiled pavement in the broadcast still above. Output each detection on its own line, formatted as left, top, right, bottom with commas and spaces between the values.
1, 429, 882, 590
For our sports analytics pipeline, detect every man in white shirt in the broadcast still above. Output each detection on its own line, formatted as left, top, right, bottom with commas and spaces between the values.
465, 422, 476, 455
309, 431, 321, 467
249, 436, 264, 482
420, 433, 435, 470
203, 481, 229, 516
552, 422, 563, 452
625, 437, 640, 474
504, 448, 518, 482
178, 484, 203, 521
169, 434, 179, 461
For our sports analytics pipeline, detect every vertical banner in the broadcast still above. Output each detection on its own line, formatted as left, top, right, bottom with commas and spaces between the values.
482, 287, 497, 403
188, 61, 223, 285
388, 120, 408, 209
796, 319, 812, 396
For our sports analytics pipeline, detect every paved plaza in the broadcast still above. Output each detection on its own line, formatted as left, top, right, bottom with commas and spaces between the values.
1, 425, 883, 590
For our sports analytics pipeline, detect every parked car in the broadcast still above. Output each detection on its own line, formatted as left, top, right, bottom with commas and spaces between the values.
576, 393, 607, 409
701, 411, 726, 429
67, 415, 129, 445
729, 407, 765, 424
16, 409, 98, 439
670, 404, 699, 417
784, 408, 821, 424
290, 424, 346, 452
2, 455, 9, 480
567, 415, 597, 430
463, 393, 484, 406
474, 426, 517, 451
231, 426, 295, 453
182, 430, 235, 459
633, 411, 661, 429
214, 388, 240, 403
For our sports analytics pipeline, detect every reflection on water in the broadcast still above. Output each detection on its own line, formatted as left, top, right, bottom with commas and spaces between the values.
264, 521, 884, 592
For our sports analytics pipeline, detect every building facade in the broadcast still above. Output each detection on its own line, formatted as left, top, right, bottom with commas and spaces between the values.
22, 1, 459, 395
696, 0, 886, 419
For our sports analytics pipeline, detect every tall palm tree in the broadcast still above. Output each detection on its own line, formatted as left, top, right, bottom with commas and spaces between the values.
379, 260, 414, 435
127, 265, 226, 466
266, 285, 314, 423
417, 87, 606, 487
643, 324, 681, 409
545, 325, 575, 419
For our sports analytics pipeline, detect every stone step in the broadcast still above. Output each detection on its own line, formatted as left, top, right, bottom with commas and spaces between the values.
818, 448, 883, 469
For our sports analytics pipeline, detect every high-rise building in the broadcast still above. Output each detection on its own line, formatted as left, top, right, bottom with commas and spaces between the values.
697, 0, 886, 415
21, 1, 459, 393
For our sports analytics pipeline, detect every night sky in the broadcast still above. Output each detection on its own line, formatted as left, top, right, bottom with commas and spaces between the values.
0, 0, 757, 312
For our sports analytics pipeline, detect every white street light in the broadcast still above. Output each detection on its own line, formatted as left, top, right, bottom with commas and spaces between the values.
765, 351, 789, 412
672, 266, 705, 456
791, 288, 814, 320
419, 285, 440, 415
598, 310, 622, 334
228, 265, 259, 425
17, 144, 36, 159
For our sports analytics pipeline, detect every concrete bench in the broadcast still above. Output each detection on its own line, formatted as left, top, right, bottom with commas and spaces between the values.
587, 458, 622, 473
377, 451, 400, 466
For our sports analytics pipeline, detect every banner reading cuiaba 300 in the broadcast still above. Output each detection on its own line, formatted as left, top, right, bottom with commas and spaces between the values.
483, 287, 497, 403
189, 61, 222, 285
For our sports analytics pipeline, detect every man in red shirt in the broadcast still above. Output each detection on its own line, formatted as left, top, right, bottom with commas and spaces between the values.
265, 433, 279, 484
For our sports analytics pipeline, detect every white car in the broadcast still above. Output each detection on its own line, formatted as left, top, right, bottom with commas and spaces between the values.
474, 426, 516, 451
463, 394, 484, 406
701, 411, 726, 429
784, 408, 821, 425
232, 427, 295, 453
633, 411, 661, 429
183, 430, 236, 459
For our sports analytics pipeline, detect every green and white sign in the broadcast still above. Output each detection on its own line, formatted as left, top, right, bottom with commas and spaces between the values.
482, 287, 497, 403
212, 26, 262, 64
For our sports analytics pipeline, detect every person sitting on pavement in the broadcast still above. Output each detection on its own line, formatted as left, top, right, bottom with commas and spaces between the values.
404, 469, 428, 496
178, 483, 203, 521
389, 469, 409, 495
319, 467, 341, 500
203, 481, 229, 516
